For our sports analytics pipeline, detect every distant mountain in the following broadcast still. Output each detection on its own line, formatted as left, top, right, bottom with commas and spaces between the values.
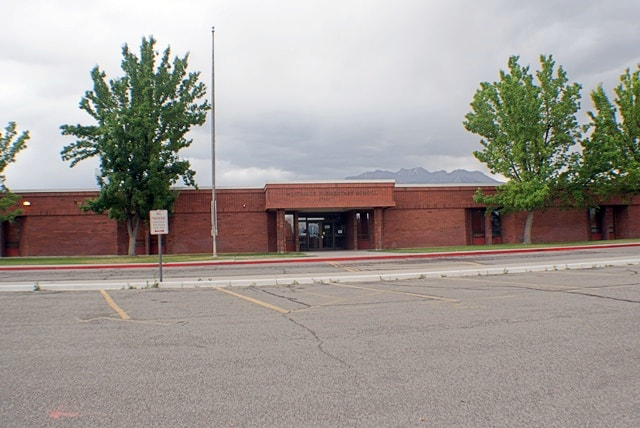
345, 167, 501, 184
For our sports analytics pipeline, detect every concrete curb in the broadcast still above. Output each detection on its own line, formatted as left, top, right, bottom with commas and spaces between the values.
7, 256, 640, 292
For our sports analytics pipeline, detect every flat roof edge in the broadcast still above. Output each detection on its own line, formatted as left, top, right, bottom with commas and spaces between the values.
265, 179, 396, 185
13, 181, 501, 194
395, 182, 501, 187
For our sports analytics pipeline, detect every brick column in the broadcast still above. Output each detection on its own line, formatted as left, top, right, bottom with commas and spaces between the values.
603, 206, 616, 240
351, 211, 358, 250
373, 207, 384, 250
293, 211, 300, 252
276, 209, 286, 253
485, 211, 493, 245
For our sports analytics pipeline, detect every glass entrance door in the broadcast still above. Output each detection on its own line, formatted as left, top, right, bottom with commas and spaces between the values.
298, 214, 346, 251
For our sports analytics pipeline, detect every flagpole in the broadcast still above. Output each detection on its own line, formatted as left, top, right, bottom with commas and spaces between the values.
211, 26, 218, 257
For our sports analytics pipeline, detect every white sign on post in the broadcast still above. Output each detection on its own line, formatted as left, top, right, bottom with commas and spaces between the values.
150, 210, 169, 235
150, 209, 169, 283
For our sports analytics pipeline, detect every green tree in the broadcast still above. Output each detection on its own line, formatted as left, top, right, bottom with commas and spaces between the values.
61, 36, 210, 255
0, 121, 29, 221
579, 66, 640, 202
463, 55, 582, 244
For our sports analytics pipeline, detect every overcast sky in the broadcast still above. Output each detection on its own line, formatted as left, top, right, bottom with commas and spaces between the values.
2, 0, 639, 190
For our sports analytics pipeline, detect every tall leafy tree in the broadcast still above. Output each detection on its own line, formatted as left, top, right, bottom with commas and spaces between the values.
579, 66, 640, 201
0, 121, 29, 221
463, 55, 582, 244
61, 36, 210, 256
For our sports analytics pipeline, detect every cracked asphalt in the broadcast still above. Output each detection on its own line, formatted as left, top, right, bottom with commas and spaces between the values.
1, 261, 639, 427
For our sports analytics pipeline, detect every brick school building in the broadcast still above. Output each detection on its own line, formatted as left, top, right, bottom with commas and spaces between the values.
4, 181, 640, 256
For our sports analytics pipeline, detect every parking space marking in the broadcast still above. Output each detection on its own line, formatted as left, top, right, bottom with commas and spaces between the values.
441, 274, 640, 303
302, 291, 349, 307
99, 290, 130, 320
443, 275, 577, 291
213, 286, 290, 314
482, 294, 516, 300
328, 261, 359, 272
327, 282, 459, 302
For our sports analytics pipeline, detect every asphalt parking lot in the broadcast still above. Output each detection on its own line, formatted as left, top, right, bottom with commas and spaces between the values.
1, 265, 639, 427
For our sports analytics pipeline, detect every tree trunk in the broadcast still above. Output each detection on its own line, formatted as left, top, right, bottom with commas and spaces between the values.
126, 215, 141, 256
523, 211, 534, 244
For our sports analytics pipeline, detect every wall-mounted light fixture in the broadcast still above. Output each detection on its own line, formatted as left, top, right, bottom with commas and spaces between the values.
22, 201, 31, 206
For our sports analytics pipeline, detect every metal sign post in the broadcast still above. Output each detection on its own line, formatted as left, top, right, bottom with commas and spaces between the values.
158, 235, 163, 282
149, 210, 169, 283
211, 26, 218, 257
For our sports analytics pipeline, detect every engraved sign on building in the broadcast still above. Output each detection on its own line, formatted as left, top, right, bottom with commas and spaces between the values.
264, 182, 396, 210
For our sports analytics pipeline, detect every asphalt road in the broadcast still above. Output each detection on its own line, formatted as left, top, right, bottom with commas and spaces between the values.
2, 245, 640, 290
1, 257, 639, 426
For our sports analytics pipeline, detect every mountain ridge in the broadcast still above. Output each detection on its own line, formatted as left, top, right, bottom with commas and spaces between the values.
345, 167, 501, 184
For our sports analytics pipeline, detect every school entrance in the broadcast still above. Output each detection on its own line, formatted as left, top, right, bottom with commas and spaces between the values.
297, 213, 347, 251
265, 181, 396, 253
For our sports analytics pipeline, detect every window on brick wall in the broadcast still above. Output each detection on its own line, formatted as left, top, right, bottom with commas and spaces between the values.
356, 212, 370, 241
491, 210, 501, 237
470, 209, 485, 237
589, 207, 602, 234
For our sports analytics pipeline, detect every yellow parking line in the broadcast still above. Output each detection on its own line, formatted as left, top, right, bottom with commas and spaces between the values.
213, 287, 290, 314
99, 290, 130, 320
328, 262, 359, 272
327, 283, 459, 302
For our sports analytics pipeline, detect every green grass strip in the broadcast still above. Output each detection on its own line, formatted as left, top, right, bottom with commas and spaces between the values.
0, 252, 307, 266
1, 239, 638, 266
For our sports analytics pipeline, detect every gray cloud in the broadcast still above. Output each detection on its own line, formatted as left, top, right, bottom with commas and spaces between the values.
2, 0, 640, 189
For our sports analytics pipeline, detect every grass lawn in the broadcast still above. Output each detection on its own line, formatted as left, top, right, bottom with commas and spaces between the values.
0, 239, 638, 266
380, 239, 640, 253
0, 252, 307, 266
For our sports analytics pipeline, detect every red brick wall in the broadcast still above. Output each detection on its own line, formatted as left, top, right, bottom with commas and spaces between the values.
172, 189, 270, 254
7, 186, 640, 256
388, 187, 611, 245
393, 186, 489, 210
383, 208, 468, 248
383, 186, 485, 248
14, 191, 118, 256
167, 213, 212, 254
506, 208, 590, 243
21, 214, 118, 256
168, 190, 212, 254
499, 212, 518, 244
615, 205, 640, 239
